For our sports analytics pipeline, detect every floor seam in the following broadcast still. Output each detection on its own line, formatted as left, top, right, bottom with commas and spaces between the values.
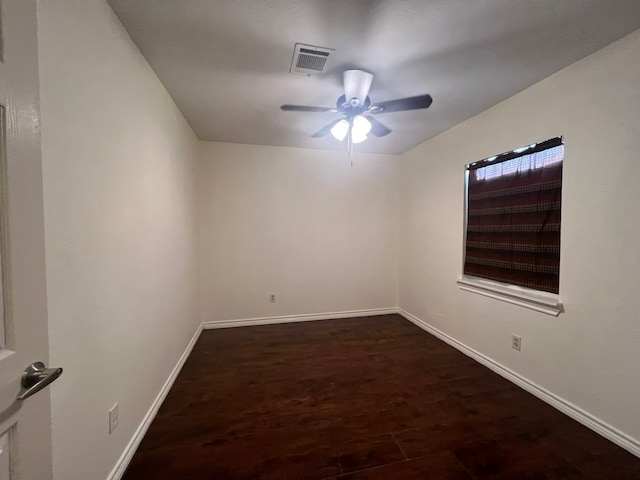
335, 458, 411, 478
451, 449, 478, 480
390, 432, 409, 461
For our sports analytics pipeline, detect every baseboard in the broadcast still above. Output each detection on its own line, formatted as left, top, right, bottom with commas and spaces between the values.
203, 307, 397, 329
396, 308, 640, 458
107, 322, 204, 480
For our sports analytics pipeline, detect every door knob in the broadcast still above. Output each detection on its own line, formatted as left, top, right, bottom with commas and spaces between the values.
17, 362, 63, 401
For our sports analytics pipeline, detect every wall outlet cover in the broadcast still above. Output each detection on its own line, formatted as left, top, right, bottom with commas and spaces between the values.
512, 335, 522, 351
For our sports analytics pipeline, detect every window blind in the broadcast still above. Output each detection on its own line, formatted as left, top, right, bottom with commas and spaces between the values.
464, 139, 564, 294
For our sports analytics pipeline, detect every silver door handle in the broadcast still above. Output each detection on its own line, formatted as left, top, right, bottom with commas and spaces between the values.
17, 361, 63, 401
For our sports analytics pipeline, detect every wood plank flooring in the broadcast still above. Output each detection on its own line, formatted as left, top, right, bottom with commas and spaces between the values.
123, 314, 640, 479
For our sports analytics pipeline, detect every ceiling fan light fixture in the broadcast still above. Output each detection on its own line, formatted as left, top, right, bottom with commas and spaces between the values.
330, 119, 350, 141
352, 115, 371, 143
351, 131, 368, 144
353, 115, 372, 136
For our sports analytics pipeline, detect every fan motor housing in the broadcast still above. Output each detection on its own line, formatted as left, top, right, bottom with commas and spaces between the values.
336, 95, 371, 118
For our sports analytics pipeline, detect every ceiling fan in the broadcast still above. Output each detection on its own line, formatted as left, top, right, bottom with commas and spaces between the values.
281, 70, 432, 144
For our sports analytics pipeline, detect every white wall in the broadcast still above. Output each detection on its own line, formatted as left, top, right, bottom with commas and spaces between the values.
399, 29, 640, 448
34, 1, 639, 476
37, 1, 200, 479
199, 142, 398, 323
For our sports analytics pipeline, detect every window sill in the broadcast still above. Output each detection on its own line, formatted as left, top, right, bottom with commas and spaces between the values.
457, 277, 563, 316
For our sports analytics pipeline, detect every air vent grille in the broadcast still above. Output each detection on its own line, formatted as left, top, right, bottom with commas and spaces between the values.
290, 43, 334, 75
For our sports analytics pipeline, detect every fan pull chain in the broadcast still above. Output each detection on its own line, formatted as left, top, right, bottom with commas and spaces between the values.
347, 124, 354, 166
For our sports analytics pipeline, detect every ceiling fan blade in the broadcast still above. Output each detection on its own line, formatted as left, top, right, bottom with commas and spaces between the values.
281, 105, 336, 113
311, 119, 343, 138
371, 94, 433, 113
366, 116, 392, 137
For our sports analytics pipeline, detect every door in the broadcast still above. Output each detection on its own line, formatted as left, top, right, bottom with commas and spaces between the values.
0, 1, 57, 479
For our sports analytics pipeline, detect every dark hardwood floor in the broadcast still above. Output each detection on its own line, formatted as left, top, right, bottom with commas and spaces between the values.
123, 314, 640, 479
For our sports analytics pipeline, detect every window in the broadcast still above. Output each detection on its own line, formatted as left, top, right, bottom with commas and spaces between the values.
461, 137, 564, 312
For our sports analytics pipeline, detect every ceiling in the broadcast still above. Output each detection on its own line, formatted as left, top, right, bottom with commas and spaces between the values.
108, 0, 640, 155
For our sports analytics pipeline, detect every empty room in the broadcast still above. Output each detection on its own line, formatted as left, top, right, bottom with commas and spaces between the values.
2, 1, 639, 479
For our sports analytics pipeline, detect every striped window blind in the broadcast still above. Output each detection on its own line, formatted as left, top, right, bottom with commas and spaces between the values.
464, 137, 564, 294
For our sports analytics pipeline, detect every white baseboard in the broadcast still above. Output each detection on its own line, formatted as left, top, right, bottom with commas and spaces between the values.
203, 307, 397, 330
397, 308, 640, 458
107, 322, 204, 480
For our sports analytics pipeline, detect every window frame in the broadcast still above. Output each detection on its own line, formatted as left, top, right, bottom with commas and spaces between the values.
458, 137, 564, 316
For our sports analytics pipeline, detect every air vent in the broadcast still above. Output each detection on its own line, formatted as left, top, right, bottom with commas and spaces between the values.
290, 43, 334, 75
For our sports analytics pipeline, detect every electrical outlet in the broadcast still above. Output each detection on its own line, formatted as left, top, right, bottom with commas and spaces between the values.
512, 334, 522, 351
270, 294, 276, 303
108, 403, 119, 434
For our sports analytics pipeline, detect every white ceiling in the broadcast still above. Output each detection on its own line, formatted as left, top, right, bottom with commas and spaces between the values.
108, 0, 640, 155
